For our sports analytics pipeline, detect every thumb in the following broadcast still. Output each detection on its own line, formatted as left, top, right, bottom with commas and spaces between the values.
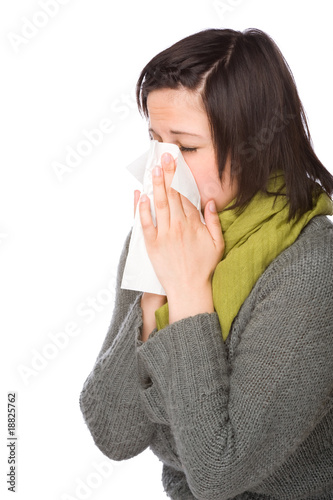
204, 200, 224, 254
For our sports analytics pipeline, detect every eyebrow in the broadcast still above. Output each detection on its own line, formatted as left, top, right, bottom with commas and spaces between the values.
149, 127, 203, 138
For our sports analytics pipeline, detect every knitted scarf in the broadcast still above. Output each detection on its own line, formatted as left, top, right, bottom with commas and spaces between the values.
155, 171, 333, 340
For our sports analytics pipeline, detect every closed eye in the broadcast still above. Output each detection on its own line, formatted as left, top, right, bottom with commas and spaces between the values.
179, 146, 197, 153
149, 135, 197, 153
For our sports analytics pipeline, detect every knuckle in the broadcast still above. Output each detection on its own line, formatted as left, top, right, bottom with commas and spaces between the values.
153, 175, 163, 185
156, 199, 168, 210
174, 220, 184, 235
167, 187, 178, 198
164, 164, 174, 173
187, 211, 198, 223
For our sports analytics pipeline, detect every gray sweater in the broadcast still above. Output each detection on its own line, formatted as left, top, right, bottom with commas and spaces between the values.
79, 215, 333, 500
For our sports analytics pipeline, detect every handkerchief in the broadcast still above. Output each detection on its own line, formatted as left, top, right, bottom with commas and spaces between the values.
121, 140, 204, 295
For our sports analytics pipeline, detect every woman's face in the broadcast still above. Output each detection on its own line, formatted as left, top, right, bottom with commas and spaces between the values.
147, 87, 238, 213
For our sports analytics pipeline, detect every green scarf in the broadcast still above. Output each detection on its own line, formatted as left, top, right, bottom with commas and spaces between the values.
155, 171, 333, 340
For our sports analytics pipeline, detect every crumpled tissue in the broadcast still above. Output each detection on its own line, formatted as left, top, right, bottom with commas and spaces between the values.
121, 140, 205, 295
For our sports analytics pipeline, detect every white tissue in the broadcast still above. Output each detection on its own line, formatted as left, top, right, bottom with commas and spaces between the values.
121, 140, 205, 295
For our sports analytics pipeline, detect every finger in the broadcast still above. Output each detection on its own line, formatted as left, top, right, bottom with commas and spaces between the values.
138, 194, 156, 243
161, 152, 176, 189
134, 190, 141, 217
161, 153, 185, 222
204, 200, 225, 255
152, 166, 170, 232
180, 195, 202, 226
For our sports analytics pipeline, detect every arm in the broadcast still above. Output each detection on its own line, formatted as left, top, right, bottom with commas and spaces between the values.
141, 292, 167, 342
162, 465, 197, 500
136, 222, 333, 499
79, 230, 155, 460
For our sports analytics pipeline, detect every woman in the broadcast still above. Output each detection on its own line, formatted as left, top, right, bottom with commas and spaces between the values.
80, 28, 333, 499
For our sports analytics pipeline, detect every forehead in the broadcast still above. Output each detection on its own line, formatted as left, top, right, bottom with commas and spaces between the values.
147, 88, 205, 115
147, 88, 208, 135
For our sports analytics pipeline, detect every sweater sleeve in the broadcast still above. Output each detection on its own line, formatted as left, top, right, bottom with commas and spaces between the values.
79, 230, 155, 460
162, 465, 197, 500
136, 221, 333, 499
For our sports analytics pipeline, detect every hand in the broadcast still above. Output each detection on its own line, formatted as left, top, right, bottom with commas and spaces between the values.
134, 189, 167, 341
138, 153, 224, 322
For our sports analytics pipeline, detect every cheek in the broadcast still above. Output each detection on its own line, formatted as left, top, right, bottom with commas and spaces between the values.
193, 169, 223, 202
183, 152, 222, 202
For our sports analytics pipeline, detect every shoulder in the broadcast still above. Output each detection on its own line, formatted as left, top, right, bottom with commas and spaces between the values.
229, 216, 333, 351
261, 215, 333, 290
236, 215, 333, 323
115, 228, 133, 288
119, 228, 133, 265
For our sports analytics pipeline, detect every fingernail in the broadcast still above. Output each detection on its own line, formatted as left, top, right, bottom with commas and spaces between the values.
209, 201, 217, 213
162, 153, 172, 164
140, 194, 148, 203
153, 166, 161, 176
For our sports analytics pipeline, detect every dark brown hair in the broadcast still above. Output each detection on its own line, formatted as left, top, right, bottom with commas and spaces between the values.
136, 28, 333, 219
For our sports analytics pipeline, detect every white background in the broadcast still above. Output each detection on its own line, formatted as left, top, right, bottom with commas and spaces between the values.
0, 1, 332, 499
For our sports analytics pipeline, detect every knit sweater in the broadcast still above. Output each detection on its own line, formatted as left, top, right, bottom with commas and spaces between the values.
79, 215, 333, 500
